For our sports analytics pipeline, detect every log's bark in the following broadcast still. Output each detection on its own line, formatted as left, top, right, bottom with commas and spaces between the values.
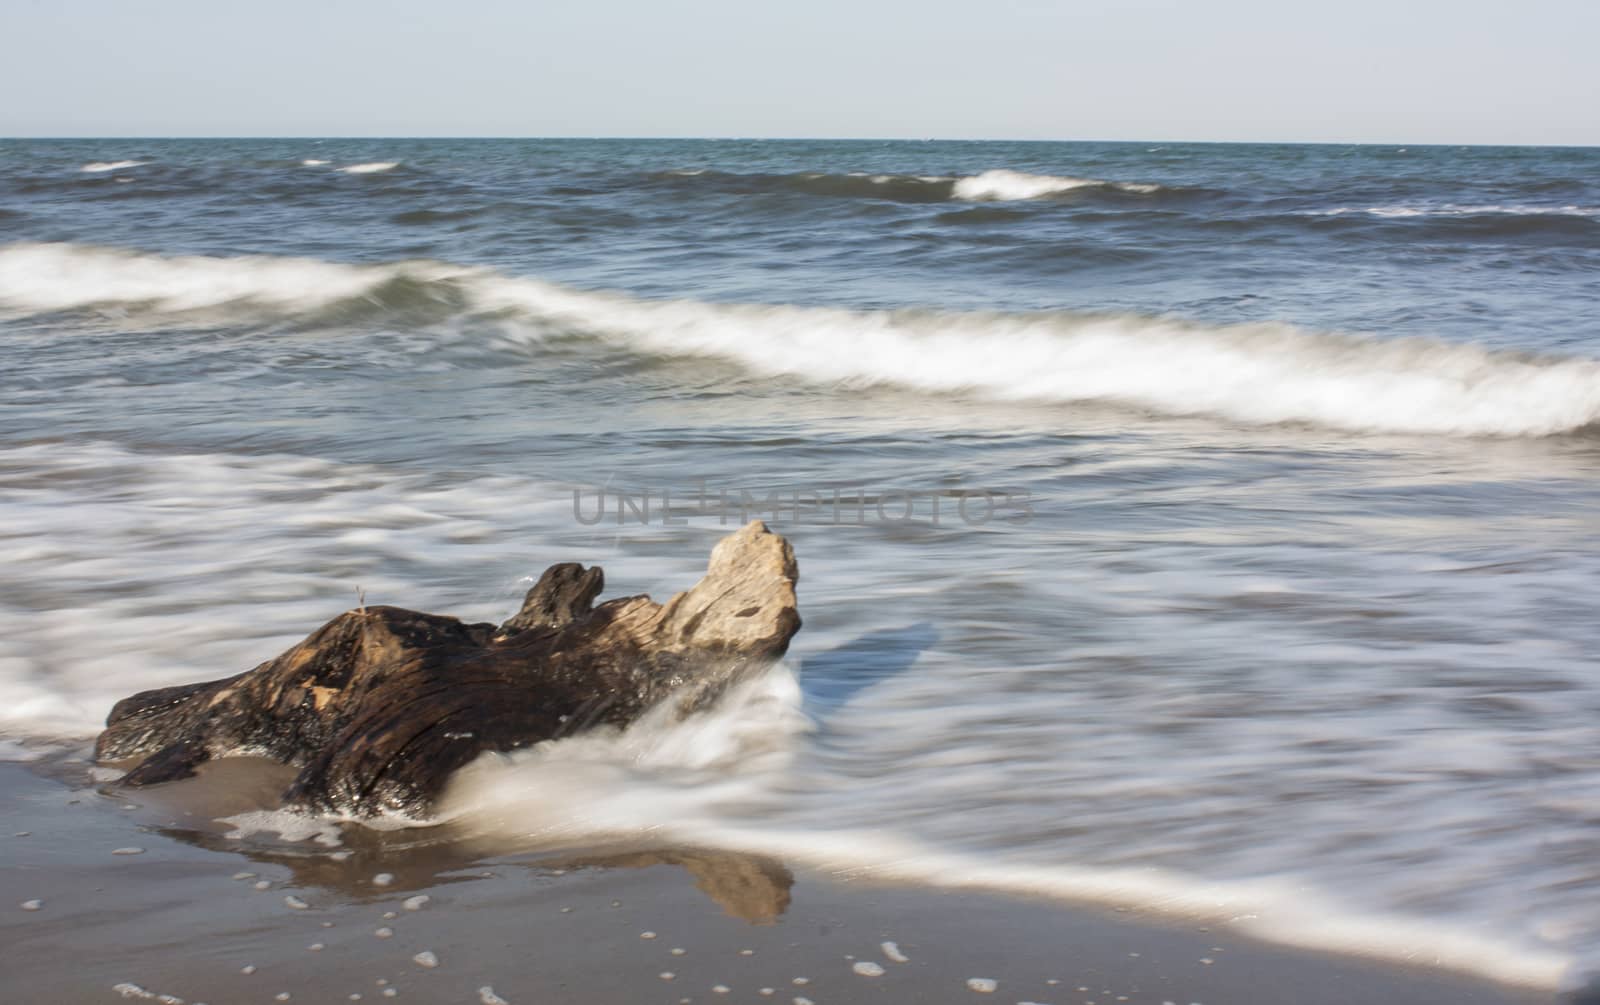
95, 521, 800, 817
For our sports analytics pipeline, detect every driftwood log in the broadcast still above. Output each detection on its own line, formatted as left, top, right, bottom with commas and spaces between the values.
95, 521, 800, 817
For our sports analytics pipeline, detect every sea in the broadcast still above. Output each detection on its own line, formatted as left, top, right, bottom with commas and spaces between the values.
2, 138, 1598, 992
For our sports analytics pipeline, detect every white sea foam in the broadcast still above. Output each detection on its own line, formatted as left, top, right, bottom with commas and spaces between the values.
849, 171, 948, 186
80, 161, 147, 173
301, 159, 330, 167
469, 276, 1600, 436
438, 665, 811, 841
0, 242, 403, 313
0, 437, 574, 737
1, 242, 1597, 437
0, 739, 45, 762
220, 805, 424, 844
436, 665, 1570, 990
950, 169, 1154, 201
340, 162, 399, 174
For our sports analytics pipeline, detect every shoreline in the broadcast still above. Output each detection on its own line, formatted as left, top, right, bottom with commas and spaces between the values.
0, 758, 1561, 1005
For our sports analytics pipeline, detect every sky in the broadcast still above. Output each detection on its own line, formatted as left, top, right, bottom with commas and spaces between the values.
3, 0, 1597, 145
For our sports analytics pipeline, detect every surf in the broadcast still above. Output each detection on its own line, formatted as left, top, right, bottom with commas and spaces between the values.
4, 241, 1600, 437
432, 662, 1569, 991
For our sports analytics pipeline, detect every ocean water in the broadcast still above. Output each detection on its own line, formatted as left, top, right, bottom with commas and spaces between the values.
3, 138, 1600, 990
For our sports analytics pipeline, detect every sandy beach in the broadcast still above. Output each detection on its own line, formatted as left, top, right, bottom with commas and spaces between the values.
1, 756, 1555, 1005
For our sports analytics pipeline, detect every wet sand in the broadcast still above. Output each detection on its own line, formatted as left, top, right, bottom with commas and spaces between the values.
0, 759, 1557, 1005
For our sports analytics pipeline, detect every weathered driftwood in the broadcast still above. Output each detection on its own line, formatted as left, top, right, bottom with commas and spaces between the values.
96, 521, 800, 817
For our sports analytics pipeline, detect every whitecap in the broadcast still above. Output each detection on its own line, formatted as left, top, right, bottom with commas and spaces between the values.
80, 161, 147, 173
3, 242, 1598, 438
950, 168, 1155, 201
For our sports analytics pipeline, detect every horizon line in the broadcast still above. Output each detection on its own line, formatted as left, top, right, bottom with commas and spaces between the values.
3, 134, 1598, 150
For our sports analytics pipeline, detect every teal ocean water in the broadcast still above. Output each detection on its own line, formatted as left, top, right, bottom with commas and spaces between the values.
2, 139, 1599, 990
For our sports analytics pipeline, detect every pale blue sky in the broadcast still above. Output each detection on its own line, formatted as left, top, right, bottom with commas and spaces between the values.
3, 0, 1596, 144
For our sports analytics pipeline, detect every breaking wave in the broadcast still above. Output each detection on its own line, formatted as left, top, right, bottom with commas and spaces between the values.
80, 161, 148, 173
339, 161, 400, 174
951, 168, 1161, 200
4, 242, 1599, 437
438, 663, 1569, 991
654, 167, 1167, 203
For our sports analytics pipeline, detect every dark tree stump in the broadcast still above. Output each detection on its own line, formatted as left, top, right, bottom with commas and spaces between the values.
95, 521, 800, 817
